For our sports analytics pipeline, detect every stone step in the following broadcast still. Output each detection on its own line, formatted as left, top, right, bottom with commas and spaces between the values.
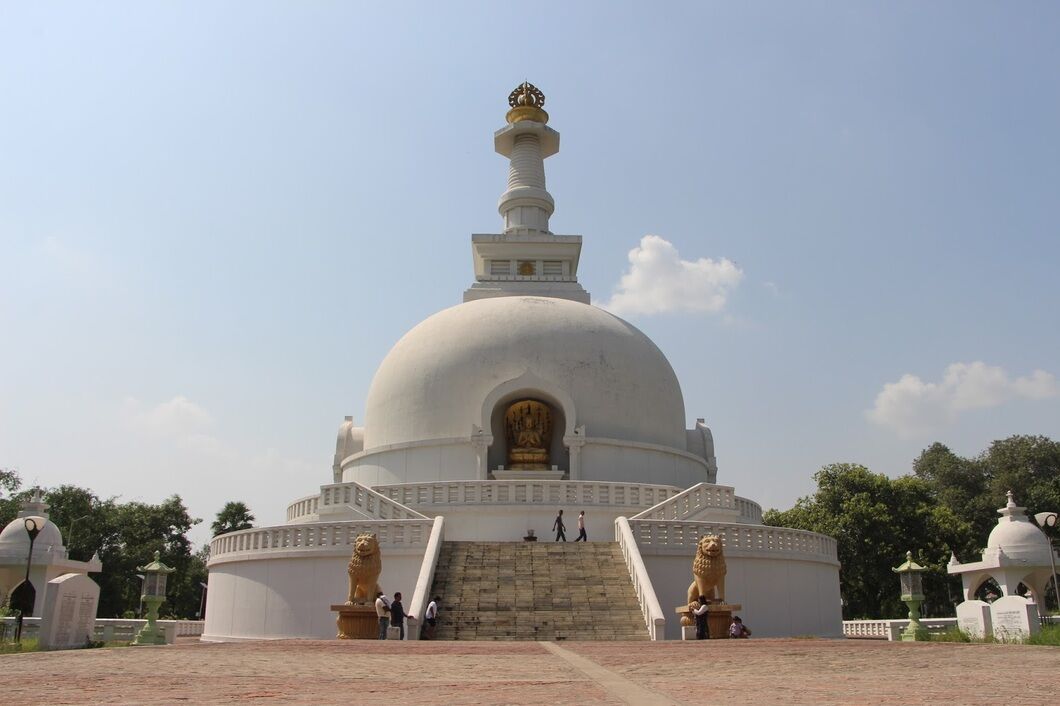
427, 541, 649, 641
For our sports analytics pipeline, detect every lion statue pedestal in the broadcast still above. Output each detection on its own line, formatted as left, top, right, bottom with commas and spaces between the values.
678, 534, 742, 639
331, 532, 384, 639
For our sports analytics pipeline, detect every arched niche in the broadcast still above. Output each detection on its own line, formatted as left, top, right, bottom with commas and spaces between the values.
479, 371, 576, 476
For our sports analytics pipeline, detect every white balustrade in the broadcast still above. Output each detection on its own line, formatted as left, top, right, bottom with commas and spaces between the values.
374, 480, 682, 509
318, 481, 426, 520
630, 482, 761, 524
629, 519, 839, 562
285, 494, 320, 523
208, 519, 434, 563
0, 617, 204, 643
615, 516, 666, 640
406, 516, 445, 641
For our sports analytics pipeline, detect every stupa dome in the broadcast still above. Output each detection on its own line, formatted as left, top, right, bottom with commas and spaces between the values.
0, 515, 63, 553
363, 296, 687, 451
986, 492, 1052, 561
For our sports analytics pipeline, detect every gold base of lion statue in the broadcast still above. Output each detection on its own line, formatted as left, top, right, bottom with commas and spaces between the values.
687, 534, 726, 608
346, 532, 382, 605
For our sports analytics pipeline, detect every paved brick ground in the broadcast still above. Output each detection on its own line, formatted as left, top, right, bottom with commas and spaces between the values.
2, 638, 1055, 705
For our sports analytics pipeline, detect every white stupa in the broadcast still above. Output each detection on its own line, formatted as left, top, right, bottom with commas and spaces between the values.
203, 84, 842, 641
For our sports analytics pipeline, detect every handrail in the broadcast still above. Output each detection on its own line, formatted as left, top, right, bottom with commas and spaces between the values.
615, 516, 666, 641
627, 518, 838, 563
319, 481, 427, 520
208, 519, 434, 564
406, 516, 445, 640
630, 482, 739, 521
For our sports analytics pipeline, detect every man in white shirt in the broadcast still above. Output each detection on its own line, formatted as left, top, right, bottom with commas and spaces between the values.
375, 591, 390, 640
423, 596, 440, 640
575, 510, 587, 542
691, 596, 710, 639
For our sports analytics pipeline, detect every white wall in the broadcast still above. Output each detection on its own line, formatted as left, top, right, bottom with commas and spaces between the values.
344, 443, 478, 486
643, 553, 843, 640
581, 442, 709, 488
423, 505, 631, 542
203, 549, 426, 641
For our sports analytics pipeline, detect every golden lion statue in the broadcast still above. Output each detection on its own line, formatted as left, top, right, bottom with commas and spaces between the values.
345, 532, 382, 604
687, 534, 726, 607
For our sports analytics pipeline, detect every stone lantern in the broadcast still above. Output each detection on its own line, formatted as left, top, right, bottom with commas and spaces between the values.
893, 550, 928, 641
132, 551, 175, 646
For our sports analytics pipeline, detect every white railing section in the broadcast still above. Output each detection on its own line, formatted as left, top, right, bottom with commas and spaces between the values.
629, 482, 764, 525
375, 480, 681, 509
629, 520, 838, 562
286, 494, 320, 523
406, 516, 445, 641
843, 615, 1060, 640
735, 497, 763, 524
631, 483, 735, 520
615, 516, 666, 641
208, 519, 434, 563
0, 618, 204, 644
318, 481, 427, 520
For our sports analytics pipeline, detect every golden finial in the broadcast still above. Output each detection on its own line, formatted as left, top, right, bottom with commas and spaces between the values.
505, 81, 549, 124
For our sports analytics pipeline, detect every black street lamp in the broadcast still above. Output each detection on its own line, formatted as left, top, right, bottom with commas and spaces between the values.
12, 517, 44, 643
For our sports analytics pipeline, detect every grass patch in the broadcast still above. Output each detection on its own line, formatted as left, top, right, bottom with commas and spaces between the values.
0, 638, 39, 654
1026, 625, 1060, 646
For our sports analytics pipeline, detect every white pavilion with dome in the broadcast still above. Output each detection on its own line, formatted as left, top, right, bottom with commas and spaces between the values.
203, 84, 842, 642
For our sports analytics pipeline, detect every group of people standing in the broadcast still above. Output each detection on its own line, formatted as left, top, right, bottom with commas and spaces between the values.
373, 592, 440, 640
552, 509, 588, 541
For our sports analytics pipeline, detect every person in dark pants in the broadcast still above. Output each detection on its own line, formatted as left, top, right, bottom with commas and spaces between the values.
574, 510, 588, 542
553, 509, 566, 541
390, 591, 407, 640
692, 596, 710, 639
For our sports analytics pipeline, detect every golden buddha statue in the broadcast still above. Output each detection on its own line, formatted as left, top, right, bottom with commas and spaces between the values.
505, 400, 551, 469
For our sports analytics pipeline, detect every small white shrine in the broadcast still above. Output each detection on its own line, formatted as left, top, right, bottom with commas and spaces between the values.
949, 491, 1057, 638
0, 492, 102, 616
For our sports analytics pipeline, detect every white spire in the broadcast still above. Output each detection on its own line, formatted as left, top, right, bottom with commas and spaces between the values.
494, 82, 559, 235
463, 83, 589, 304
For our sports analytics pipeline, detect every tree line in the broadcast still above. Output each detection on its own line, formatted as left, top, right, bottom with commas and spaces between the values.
764, 434, 1060, 619
0, 469, 255, 620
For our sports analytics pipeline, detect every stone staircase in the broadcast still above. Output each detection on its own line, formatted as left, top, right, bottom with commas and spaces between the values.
427, 541, 649, 640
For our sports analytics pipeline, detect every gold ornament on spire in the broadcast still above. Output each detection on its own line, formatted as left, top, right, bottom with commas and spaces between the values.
505, 81, 549, 124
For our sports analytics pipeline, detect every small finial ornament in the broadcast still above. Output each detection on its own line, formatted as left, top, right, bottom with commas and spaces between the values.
506, 82, 549, 124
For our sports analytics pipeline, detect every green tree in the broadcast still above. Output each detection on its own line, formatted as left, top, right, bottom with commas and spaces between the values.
0, 468, 24, 526
211, 501, 255, 536
764, 463, 972, 619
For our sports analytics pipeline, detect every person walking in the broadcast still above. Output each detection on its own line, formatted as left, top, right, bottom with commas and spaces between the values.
553, 509, 567, 541
692, 596, 710, 640
574, 510, 588, 542
390, 591, 407, 640
375, 591, 391, 640
423, 595, 440, 640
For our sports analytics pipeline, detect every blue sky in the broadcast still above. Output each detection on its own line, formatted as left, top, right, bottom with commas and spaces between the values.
2, 2, 1058, 547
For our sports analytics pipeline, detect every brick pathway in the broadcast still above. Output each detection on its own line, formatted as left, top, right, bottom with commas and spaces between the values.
2, 638, 1055, 705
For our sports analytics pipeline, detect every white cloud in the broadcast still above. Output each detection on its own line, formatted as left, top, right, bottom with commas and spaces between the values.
867, 362, 1060, 437
123, 395, 215, 440
602, 235, 744, 316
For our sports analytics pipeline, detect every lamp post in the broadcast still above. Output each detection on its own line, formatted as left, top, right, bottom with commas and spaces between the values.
132, 551, 175, 646
12, 517, 44, 643
893, 550, 929, 642
1033, 511, 1058, 615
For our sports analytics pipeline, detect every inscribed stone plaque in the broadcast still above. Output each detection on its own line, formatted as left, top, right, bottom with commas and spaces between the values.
989, 595, 1040, 641
955, 600, 992, 639
39, 573, 100, 650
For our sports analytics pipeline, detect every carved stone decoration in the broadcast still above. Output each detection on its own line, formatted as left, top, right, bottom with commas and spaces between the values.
345, 532, 382, 605
687, 534, 726, 607
505, 399, 552, 469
